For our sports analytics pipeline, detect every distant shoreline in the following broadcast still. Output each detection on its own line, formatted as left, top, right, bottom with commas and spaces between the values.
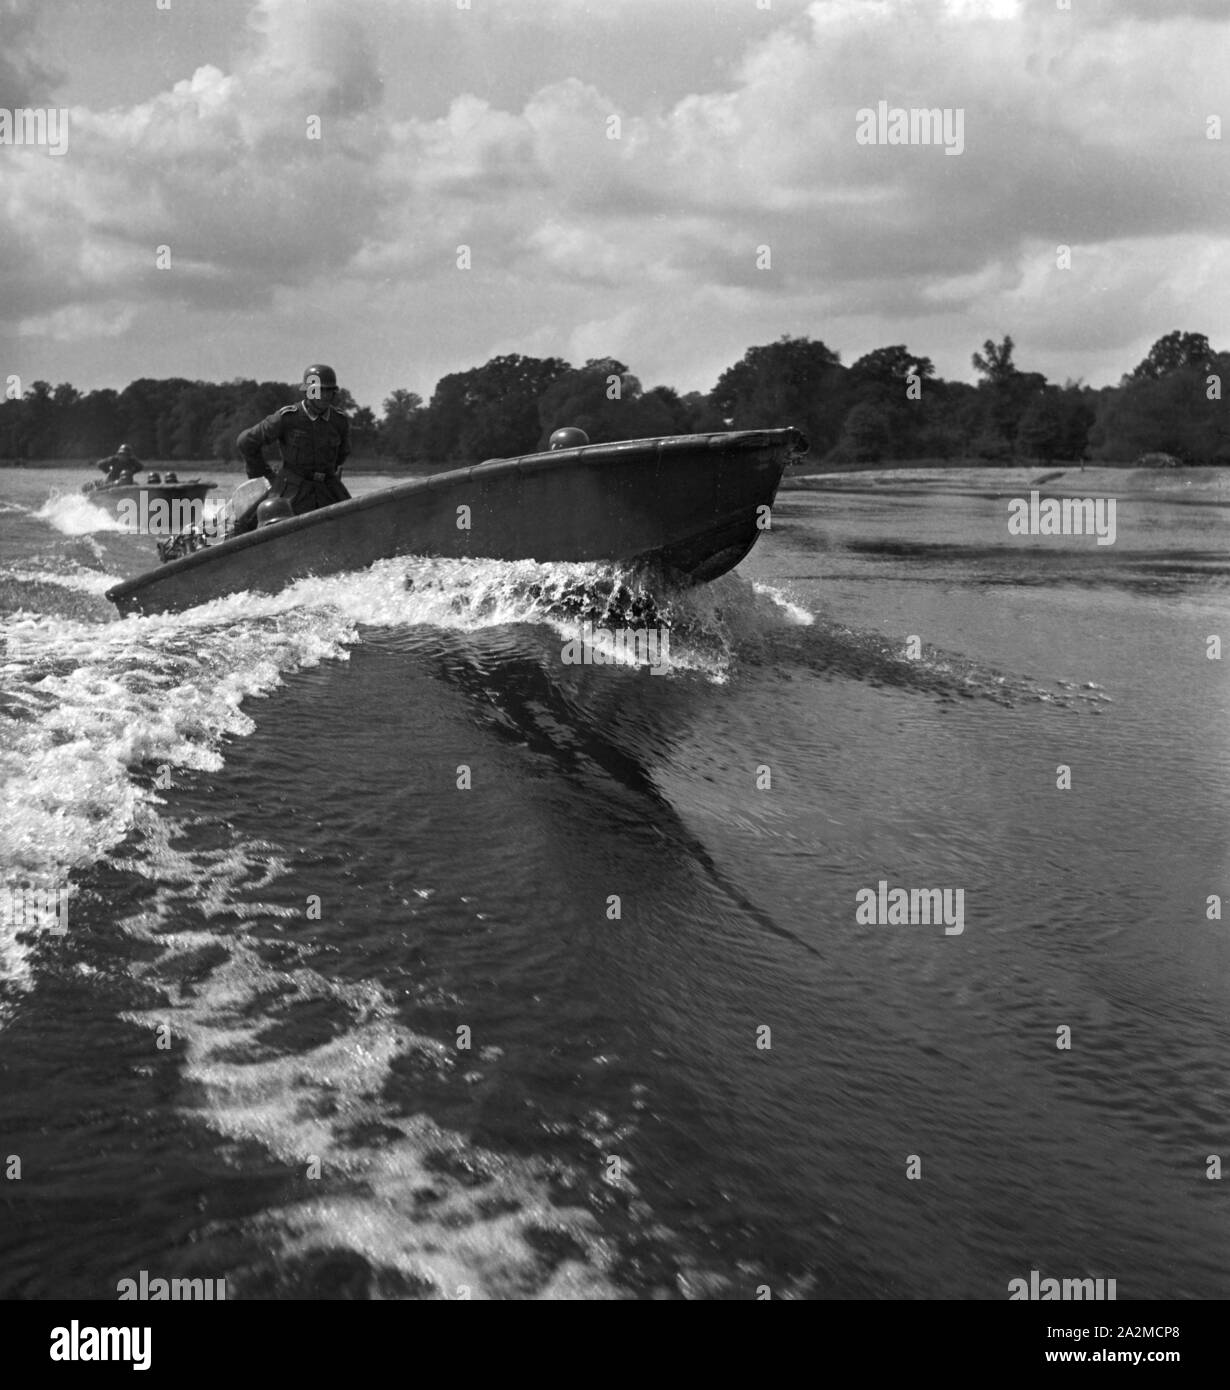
780, 464, 1230, 502
0, 458, 446, 476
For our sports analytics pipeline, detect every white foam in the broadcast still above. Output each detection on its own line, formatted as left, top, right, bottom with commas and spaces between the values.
0, 605, 358, 894
110, 822, 624, 1298
0, 556, 807, 1004
34, 492, 128, 535
6, 567, 121, 596
754, 582, 816, 626
267, 557, 801, 681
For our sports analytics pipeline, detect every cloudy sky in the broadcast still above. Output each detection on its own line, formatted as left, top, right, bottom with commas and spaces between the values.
2, 0, 1227, 415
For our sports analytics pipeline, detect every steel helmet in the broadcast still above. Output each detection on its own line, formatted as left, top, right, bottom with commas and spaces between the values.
256, 495, 295, 527
117, 443, 132, 455
303, 364, 338, 399
549, 427, 589, 450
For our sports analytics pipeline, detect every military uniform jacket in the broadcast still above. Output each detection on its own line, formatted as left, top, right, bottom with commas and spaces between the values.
237, 400, 351, 483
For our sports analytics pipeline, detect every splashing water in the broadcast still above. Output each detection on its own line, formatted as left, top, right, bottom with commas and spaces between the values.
0, 554, 819, 1003
0, 550, 1106, 1011
34, 491, 130, 536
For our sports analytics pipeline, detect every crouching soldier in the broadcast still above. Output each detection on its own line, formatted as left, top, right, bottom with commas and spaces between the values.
95, 442, 141, 485
234, 364, 351, 533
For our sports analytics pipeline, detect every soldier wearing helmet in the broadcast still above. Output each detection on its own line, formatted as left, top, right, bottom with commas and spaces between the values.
548, 427, 589, 451
234, 364, 352, 531
95, 441, 142, 485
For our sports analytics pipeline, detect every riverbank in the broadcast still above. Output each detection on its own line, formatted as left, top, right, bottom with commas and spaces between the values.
781, 464, 1230, 502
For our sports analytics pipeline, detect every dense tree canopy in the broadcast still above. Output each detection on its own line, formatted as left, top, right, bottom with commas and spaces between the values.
1127, 331, 1213, 383
711, 335, 847, 456
536, 358, 679, 447
1, 330, 1223, 467
1090, 352, 1230, 464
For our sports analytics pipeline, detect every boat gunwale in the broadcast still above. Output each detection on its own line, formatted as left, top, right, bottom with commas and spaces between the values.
87, 482, 219, 494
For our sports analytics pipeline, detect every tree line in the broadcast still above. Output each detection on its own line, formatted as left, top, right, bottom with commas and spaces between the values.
2, 330, 1225, 467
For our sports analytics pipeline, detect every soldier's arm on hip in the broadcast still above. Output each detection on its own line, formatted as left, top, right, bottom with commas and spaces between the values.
236, 404, 295, 477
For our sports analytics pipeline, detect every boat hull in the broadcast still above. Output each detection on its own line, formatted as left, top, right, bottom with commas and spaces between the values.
85, 482, 217, 518
105, 429, 807, 617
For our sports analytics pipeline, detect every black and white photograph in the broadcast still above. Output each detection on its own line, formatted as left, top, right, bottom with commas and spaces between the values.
0, 0, 1226, 1353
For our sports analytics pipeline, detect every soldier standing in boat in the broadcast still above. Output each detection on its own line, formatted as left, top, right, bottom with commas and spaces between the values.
94, 442, 141, 485
234, 364, 351, 531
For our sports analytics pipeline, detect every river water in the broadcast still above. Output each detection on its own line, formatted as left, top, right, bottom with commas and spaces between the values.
1, 465, 1227, 1299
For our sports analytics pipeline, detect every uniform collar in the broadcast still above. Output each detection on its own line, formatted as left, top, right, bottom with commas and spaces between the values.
302, 398, 332, 421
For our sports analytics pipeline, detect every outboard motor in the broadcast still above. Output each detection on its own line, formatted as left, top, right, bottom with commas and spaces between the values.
256, 495, 295, 528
